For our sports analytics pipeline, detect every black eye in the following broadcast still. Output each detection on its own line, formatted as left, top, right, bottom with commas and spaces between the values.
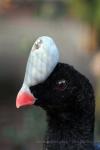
54, 79, 67, 91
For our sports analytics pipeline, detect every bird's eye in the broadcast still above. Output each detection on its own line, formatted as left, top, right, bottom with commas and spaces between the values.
55, 79, 67, 91
34, 39, 42, 50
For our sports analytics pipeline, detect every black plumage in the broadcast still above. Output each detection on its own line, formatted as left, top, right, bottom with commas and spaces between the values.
30, 63, 97, 150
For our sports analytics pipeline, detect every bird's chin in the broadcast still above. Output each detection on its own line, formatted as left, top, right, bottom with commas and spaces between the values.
33, 99, 40, 106
34, 99, 44, 107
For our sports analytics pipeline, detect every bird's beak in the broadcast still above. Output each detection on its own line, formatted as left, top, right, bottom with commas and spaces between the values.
16, 91, 36, 108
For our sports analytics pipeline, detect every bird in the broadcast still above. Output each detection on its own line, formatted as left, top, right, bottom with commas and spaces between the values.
16, 36, 99, 150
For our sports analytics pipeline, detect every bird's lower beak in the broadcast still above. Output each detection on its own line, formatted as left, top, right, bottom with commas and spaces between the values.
16, 91, 36, 108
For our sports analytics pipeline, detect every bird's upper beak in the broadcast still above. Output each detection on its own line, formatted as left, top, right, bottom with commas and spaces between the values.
16, 87, 36, 108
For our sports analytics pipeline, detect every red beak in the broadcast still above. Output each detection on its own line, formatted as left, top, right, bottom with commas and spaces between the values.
16, 91, 36, 108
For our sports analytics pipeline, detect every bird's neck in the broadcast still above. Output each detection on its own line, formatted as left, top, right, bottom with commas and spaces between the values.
43, 111, 95, 150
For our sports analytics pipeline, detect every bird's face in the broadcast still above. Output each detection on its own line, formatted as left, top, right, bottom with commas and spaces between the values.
29, 63, 79, 112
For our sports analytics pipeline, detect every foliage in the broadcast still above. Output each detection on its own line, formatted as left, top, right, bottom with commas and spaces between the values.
69, 0, 100, 29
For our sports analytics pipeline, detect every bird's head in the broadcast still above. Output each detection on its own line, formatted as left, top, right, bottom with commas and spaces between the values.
16, 36, 93, 115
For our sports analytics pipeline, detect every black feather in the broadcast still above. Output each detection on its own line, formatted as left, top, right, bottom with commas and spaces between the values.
30, 63, 97, 150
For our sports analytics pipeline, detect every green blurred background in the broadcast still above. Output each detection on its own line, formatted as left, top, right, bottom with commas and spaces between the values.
0, 0, 100, 149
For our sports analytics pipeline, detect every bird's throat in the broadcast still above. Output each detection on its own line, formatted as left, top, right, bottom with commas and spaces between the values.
43, 112, 95, 150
